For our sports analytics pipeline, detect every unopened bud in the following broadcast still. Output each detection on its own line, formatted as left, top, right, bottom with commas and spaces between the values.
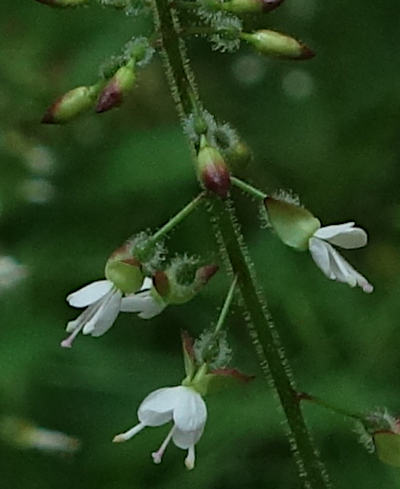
224, 140, 252, 175
96, 61, 136, 113
221, 0, 284, 14
41, 85, 98, 124
197, 136, 230, 198
264, 196, 321, 250
242, 30, 315, 60
35, 0, 89, 7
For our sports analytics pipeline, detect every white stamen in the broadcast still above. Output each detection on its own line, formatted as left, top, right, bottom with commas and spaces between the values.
60, 322, 85, 348
113, 422, 146, 443
185, 445, 195, 470
151, 426, 175, 464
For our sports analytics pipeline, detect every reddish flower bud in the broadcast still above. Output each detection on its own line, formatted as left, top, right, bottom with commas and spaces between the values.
35, 0, 89, 7
197, 136, 231, 198
41, 85, 98, 124
96, 62, 136, 113
242, 30, 315, 60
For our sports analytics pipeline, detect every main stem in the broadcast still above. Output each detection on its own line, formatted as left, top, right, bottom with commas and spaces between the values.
149, 1, 330, 487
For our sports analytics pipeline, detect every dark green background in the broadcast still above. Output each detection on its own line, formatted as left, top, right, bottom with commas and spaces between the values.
1, 1, 399, 487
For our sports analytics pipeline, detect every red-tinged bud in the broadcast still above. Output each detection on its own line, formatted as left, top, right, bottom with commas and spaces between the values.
197, 136, 231, 198
241, 30, 315, 60
195, 264, 219, 285
222, 0, 284, 14
35, 0, 89, 7
41, 85, 98, 124
96, 62, 136, 113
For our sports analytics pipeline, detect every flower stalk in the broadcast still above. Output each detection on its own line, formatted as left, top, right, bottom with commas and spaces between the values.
149, 0, 331, 485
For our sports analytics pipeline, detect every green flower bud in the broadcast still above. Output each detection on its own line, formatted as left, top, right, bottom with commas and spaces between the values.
224, 140, 253, 175
241, 30, 315, 60
374, 431, 400, 467
35, 0, 89, 6
264, 196, 321, 250
197, 136, 231, 198
96, 61, 136, 113
221, 0, 284, 14
154, 257, 218, 305
41, 85, 98, 124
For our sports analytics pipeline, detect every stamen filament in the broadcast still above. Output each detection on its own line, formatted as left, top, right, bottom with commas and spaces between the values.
113, 422, 146, 443
151, 425, 175, 464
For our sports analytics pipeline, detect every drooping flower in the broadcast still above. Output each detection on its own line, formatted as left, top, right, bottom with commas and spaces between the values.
113, 385, 207, 469
309, 222, 373, 293
264, 196, 373, 293
113, 331, 253, 469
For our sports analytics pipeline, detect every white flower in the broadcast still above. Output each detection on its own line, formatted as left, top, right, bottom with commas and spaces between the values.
308, 222, 373, 293
113, 385, 207, 470
61, 277, 165, 348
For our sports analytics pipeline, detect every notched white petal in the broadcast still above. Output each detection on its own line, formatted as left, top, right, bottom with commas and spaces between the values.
138, 387, 180, 426
310, 238, 373, 293
67, 280, 113, 308
89, 289, 123, 337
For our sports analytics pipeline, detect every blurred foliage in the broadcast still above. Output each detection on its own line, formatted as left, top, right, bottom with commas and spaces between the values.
1, 1, 400, 488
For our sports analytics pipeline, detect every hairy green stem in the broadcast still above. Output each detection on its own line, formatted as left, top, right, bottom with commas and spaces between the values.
231, 176, 267, 199
149, 0, 331, 486
214, 275, 238, 335
299, 392, 364, 422
150, 191, 205, 243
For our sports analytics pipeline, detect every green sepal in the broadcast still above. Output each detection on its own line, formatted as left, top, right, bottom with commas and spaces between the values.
105, 260, 144, 294
265, 196, 321, 251
374, 432, 400, 467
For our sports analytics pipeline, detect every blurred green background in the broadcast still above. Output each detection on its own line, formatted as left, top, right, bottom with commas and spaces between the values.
1, 1, 400, 487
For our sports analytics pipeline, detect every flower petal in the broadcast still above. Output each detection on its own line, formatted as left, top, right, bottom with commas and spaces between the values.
310, 238, 373, 293
138, 387, 180, 426
120, 290, 166, 319
173, 426, 204, 449
309, 237, 331, 278
88, 289, 122, 337
314, 222, 367, 249
67, 280, 113, 308
172, 386, 207, 434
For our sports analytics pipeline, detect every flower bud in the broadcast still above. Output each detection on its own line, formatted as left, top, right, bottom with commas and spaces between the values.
264, 196, 321, 250
374, 431, 400, 467
224, 140, 253, 175
105, 244, 144, 294
154, 258, 218, 305
197, 136, 230, 198
242, 30, 315, 60
41, 85, 98, 124
222, 0, 284, 14
96, 61, 136, 113
35, 0, 89, 7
